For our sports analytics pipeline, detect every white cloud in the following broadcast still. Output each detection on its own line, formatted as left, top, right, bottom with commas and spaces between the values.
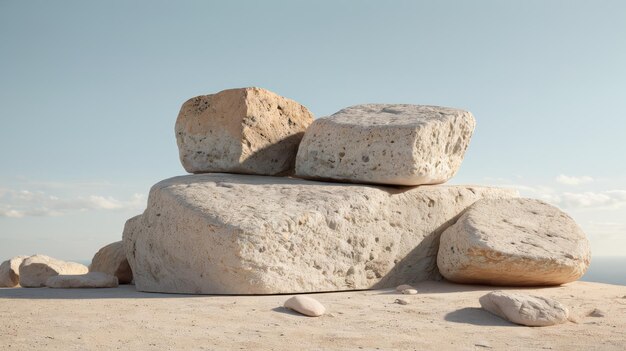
490, 181, 626, 210
559, 190, 626, 209
0, 188, 146, 218
556, 174, 594, 186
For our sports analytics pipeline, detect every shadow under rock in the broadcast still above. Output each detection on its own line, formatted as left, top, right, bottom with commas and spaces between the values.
445, 307, 516, 327
0, 285, 205, 300
271, 306, 308, 317
372, 211, 463, 289
414, 279, 570, 295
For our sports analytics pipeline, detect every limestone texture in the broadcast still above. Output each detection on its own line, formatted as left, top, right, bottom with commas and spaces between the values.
295, 104, 475, 186
46, 272, 119, 288
479, 291, 569, 326
123, 173, 516, 294
89, 241, 133, 284
0, 255, 28, 287
437, 198, 590, 286
19, 255, 88, 288
175, 87, 314, 175
284, 296, 326, 317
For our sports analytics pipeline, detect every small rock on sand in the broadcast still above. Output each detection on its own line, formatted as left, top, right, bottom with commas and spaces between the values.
19, 255, 89, 288
402, 289, 418, 295
284, 296, 325, 317
89, 241, 133, 284
588, 308, 606, 317
396, 284, 414, 292
394, 299, 409, 305
0, 255, 28, 287
479, 291, 569, 327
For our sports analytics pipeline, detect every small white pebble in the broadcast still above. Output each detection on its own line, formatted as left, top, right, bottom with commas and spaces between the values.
395, 284, 414, 292
284, 296, 325, 317
402, 289, 418, 295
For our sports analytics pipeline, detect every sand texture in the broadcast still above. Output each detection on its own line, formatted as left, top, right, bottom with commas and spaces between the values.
1, 281, 624, 350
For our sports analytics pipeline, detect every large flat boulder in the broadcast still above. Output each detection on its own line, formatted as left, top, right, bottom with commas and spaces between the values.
295, 104, 475, 186
123, 174, 516, 294
19, 255, 89, 288
0, 255, 28, 287
89, 241, 133, 284
479, 291, 570, 326
46, 272, 119, 288
437, 198, 591, 286
175, 87, 314, 175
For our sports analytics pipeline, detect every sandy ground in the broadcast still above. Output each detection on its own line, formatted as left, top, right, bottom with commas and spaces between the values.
1, 281, 625, 351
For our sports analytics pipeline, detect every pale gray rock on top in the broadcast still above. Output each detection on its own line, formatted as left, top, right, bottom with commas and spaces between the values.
89, 241, 133, 284
0, 255, 28, 287
19, 255, 89, 288
438, 198, 591, 286
479, 291, 570, 326
46, 272, 119, 288
176, 87, 314, 175
123, 173, 517, 294
295, 104, 476, 186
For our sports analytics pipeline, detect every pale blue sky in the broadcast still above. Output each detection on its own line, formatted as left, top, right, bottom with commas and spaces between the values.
1, 1, 625, 260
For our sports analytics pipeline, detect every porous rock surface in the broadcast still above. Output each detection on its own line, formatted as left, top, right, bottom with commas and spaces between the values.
176, 87, 314, 175
123, 173, 516, 294
295, 104, 475, 186
46, 272, 119, 288
479, 291, 570, 326
89, 241, 133, 284
18, 255, 88, 288
0, 255, 28, 287
438, 198, 591, 286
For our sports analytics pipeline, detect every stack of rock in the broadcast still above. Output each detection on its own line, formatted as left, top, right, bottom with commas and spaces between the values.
120, 87, 591, 295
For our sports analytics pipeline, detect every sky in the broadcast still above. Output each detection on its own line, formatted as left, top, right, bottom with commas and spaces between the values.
1, 0, 625, 261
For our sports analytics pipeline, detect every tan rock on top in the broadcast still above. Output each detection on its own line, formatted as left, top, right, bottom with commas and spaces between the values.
295, 104, 476, 186
0, 255, 28, 287
175, 87, 314, 175
19, 255, 89, 288
89, 241, 133, 284
437, 198, 591, 286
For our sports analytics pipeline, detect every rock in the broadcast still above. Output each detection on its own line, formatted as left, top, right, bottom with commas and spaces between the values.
394, 298, 409, 305
123, 173, 517, 294
479, 291, 569, 327
474, 341, 492, 348
401, 289, 418, 295
89, 241, 133, 284
46, 272, 118, 288
295, 104, 475, 186
395, 284, 414, 292
437, 198, 590, 286
0, 255, 28, 287
284, 296, 325, 317
175, 87, 314, 175
588, 308, 606, 317
19, 255, 88, 288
